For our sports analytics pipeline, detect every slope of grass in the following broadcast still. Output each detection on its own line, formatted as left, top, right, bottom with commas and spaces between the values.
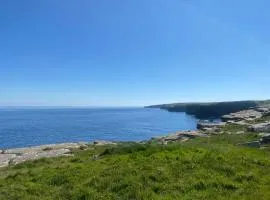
1, 134, 270, 200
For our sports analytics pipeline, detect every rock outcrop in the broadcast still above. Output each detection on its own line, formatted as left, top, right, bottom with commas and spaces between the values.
227, 121, 249, 126
93, 140, 117, 146
222, 109, 263, 122
248, 122, 270, 132
254, 107, 270, 115
152, 131, 208, 144
3, 142, 88, 154
11, 149, 72, 165
197, 122, 226, 130
0, 140, 124, 168
240, 133, 270, 147
0, 154, 17, 168
260, 133, 270, 144
0, 142, 89, 168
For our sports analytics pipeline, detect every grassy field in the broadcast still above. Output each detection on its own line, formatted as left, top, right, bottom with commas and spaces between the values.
1, 126, 270, 200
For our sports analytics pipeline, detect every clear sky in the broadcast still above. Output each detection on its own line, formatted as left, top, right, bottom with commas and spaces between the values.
1, 0, 270, 106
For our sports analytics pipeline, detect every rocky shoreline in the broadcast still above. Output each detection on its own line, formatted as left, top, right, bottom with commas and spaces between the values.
0, 140, 117, 168
1, 105, 270, 168
0, 142, 86, 168
151, 105, 270, 145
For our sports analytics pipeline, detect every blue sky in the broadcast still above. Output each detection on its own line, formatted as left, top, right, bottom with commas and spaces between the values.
1, 0, 269, 106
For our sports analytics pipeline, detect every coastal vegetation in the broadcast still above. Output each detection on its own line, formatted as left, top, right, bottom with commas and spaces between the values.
1, 104, 270, 199
1, 124, 270, 199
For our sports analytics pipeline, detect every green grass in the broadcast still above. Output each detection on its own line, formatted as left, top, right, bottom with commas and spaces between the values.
1, 134, 270, 199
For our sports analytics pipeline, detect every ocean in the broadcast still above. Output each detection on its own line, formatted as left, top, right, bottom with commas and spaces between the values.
0, 108, 197, 149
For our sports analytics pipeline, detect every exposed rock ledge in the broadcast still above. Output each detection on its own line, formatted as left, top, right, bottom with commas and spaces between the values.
0, 141, 116, 168
222, 109, 265, 122
151, 131, 208, 145
196, 106, 270, 132
248, 122, 270, 132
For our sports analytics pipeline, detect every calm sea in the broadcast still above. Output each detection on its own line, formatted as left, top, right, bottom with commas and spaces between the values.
0, 108, 197, 149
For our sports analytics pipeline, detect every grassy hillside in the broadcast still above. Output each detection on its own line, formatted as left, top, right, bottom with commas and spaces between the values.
146, 100, 270, 118
1, 127, 270, 200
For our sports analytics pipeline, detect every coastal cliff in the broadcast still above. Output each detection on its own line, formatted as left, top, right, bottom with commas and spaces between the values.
146, 100, 270, 118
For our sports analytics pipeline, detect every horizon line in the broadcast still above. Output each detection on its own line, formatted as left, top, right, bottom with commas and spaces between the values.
1, 99, 269, 108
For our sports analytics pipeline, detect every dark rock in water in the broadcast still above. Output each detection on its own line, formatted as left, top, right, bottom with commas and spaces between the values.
248, 122, 270, 132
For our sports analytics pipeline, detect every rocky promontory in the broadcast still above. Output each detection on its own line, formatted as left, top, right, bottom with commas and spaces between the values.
151, 104, 270, 146
146, 100, 270, 119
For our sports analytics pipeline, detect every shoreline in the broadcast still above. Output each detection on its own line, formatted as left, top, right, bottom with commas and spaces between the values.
1, 104, 270, 168
0, 141, 119, 168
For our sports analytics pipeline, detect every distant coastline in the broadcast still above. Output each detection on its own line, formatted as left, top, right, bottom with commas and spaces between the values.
146, 100, 270, 119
